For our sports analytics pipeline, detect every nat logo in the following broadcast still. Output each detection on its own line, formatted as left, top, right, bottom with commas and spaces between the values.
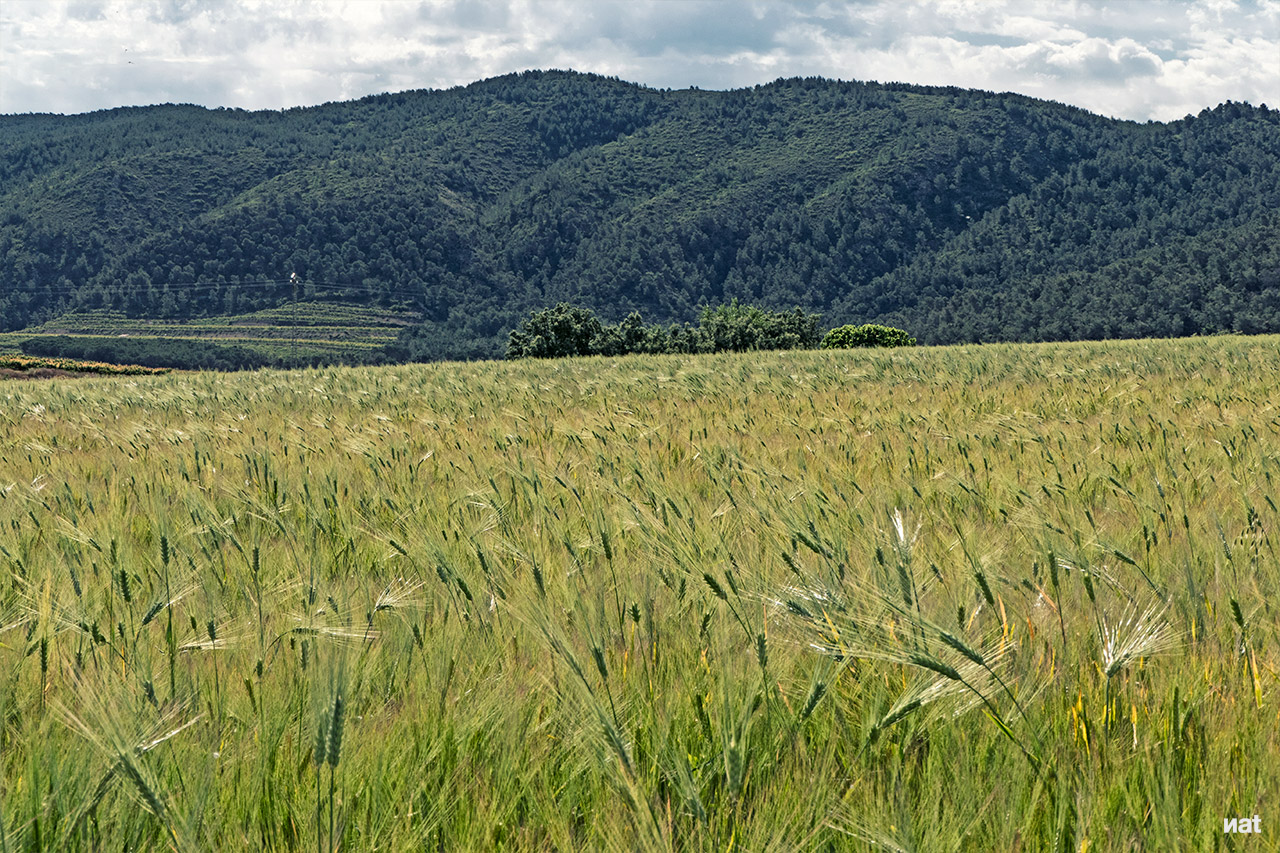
1223, 815, 1262, 835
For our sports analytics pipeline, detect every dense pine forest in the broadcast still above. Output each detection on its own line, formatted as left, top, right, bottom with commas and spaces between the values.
1, 70, 1276, 360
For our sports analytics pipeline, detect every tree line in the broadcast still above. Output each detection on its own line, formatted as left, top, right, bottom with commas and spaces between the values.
506, 302, 913, 358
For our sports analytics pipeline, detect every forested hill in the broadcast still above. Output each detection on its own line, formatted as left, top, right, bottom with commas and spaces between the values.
2, 70, 1277, 359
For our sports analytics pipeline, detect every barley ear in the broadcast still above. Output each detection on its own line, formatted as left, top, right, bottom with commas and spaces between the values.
313, 713, 329, 768
326, 691, 345, 768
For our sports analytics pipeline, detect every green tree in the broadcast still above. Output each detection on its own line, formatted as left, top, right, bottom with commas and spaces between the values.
820, 323, 916, 348
506, 303, 605, 358
697, 301, 822, 352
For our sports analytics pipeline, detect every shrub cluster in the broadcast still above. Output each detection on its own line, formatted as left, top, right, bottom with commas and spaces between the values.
0, 354, 169, 376
820, 323, 916, 349
507, 302, 823, 359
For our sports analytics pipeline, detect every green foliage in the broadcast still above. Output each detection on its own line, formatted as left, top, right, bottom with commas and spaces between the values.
593, 311, 673, 356
695, 301, 822, 353
506, 301, 821, 359
820, 323, 916, 349
506, 303, 605, 358
1, 72, 1277, 359
0, 353, 169, 375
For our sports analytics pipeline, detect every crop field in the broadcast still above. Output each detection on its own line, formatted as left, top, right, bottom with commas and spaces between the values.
0, 336, 1277, 851
2, 303, 414, 362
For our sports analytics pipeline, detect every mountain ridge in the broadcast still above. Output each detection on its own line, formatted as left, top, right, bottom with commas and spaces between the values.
2, 70, 1276, 360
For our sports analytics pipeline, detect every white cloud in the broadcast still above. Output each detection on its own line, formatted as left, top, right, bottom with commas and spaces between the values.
0, 0, 1275, 119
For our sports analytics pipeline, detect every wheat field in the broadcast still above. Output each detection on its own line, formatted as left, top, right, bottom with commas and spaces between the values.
1, 336, 1276, 851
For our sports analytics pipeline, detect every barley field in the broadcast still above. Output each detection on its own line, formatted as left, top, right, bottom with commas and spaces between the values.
1, 336, 1276, 851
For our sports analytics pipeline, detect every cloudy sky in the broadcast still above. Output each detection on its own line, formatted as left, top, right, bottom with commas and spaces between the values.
2, 0, 1277, 121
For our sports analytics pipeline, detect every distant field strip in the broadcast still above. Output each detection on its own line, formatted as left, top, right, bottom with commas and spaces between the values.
24, 304, 414, 333
15, 332, 387, 349
1, 336, 1276, 851
3, 303, 415, 360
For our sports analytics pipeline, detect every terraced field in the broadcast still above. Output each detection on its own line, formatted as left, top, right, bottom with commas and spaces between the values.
2, 303, 415, 363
